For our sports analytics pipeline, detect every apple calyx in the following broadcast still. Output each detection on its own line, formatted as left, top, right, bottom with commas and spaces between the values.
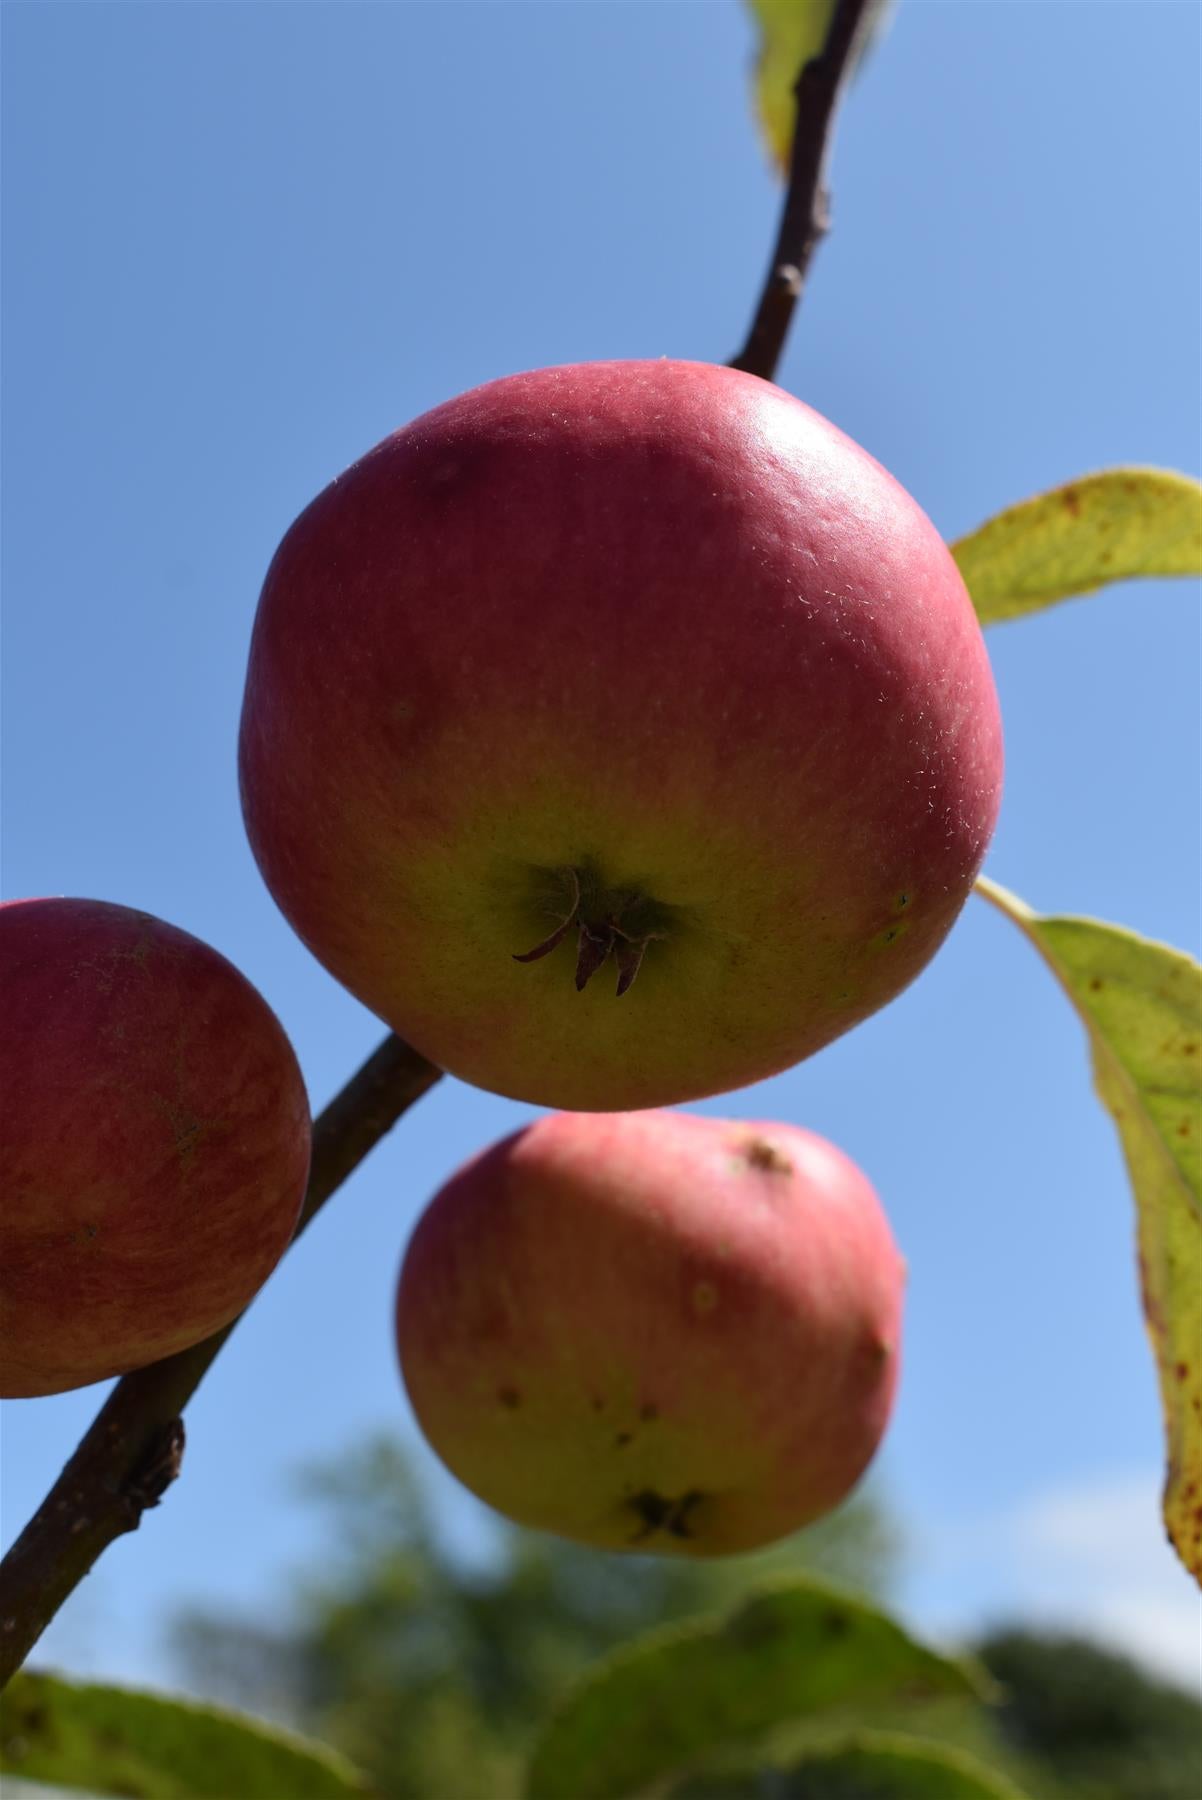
628, 1488, 705, 1543
513, 865, 664, 997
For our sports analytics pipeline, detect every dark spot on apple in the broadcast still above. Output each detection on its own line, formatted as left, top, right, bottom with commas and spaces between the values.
822, 1607, 852, 1638
741, 1137, 792, 1175
614, 1431, 633, 1448
411, 440, 502, 509
895, 892, 911, 910
1175, 1363, 1189, 1381
1063, 487, 1082, 517
871, 917, 910, 951
497, 1385, 521, 1408
640, 1402, 659, 1421
1089, 977, 1105, 992
627, 1488, 703, 1542
591, 1395, 606, 1412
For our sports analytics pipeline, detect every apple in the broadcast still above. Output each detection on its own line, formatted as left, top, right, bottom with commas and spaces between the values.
240, 360, 1002, 1110
396, 1109, 904, 1556
0, 897, 311, 1397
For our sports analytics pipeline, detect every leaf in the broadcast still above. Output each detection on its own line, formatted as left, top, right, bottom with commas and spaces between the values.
667, 1730, 1029, 1799
745, 1, 892, 172
977, 878, 1202, 1584
950, 468, 1202, 625
0, 1669, 371, 1798
525, 1577, 989, 1800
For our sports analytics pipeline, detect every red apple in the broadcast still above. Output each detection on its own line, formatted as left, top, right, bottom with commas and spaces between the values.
240, 360, 1002, 1109
0, 897, 311, 1397
396, 1110, 904, 1556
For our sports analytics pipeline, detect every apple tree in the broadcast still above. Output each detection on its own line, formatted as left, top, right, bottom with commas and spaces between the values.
1, 2, 1198, 1796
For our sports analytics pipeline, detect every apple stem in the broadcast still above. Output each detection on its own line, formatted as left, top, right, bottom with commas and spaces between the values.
730, 0, 876, 382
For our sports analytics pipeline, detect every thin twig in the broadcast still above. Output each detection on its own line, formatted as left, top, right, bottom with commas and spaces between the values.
0, 1033, 440, 1688
730, 0, 874, 381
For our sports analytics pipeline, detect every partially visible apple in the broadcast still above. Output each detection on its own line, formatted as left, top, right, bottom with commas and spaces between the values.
0, 898, 311, 1397
239, 360, 1002, 1111
396, 1110, 904, 1556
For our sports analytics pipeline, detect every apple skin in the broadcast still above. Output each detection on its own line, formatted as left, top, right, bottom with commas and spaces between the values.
396, 1110, 904, 1557
0, 898, 311, 1397
240, 359, 1002, 1110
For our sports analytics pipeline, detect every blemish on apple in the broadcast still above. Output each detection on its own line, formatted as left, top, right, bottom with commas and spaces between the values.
739, 1137, 792, 1175
871, 918, 911, 951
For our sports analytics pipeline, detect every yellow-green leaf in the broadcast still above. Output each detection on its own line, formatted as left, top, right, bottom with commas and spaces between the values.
525, 1576, 989, 1800
745, 1, 891, 172
0, 1670, 371, 1798
977, 878, 1202, 1584
951, 468, 1202, 625
746, 0, 834, 170
668, 1731, 1030, 1799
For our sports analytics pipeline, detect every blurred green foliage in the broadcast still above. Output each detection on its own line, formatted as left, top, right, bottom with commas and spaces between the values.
0, 1668, 369, 1799
981, 1631, 1202, 1800
525, 1578, 987, 1800
169, 1437, 1200, 1800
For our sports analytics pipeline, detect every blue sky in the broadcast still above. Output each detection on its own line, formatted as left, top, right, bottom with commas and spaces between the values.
3, 0, 1199, 1692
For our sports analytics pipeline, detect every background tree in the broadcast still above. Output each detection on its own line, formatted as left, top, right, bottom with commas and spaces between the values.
168, 1437, 1201, 1800
170, 1436, 899, 1800
976, 1630, 1202, 1800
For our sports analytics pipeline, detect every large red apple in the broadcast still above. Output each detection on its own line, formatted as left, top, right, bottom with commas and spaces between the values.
396, 1110, 903, 1556
240, 360, 1002, 1109
0, 897, 311, 1397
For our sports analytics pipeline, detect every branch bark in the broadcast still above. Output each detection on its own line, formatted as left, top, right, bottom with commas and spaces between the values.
730, 0, 874, 381
0, 1033, 440, 1688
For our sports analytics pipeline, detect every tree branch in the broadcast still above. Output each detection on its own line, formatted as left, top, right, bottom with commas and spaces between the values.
0, 1033, 440, 1688
730, 0, 873, 381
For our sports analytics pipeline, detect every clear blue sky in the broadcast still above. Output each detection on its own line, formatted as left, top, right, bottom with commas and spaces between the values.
3, 0, 1199, 1691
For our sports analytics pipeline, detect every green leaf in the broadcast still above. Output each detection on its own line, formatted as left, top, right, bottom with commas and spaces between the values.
668, 1730, 1029, 1798
0, 1669, 371, 1798
525, 1577, 989, 1800
745, 1, 891, 172
977, 879, 1202, 1585
950, 468, 1202, 625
